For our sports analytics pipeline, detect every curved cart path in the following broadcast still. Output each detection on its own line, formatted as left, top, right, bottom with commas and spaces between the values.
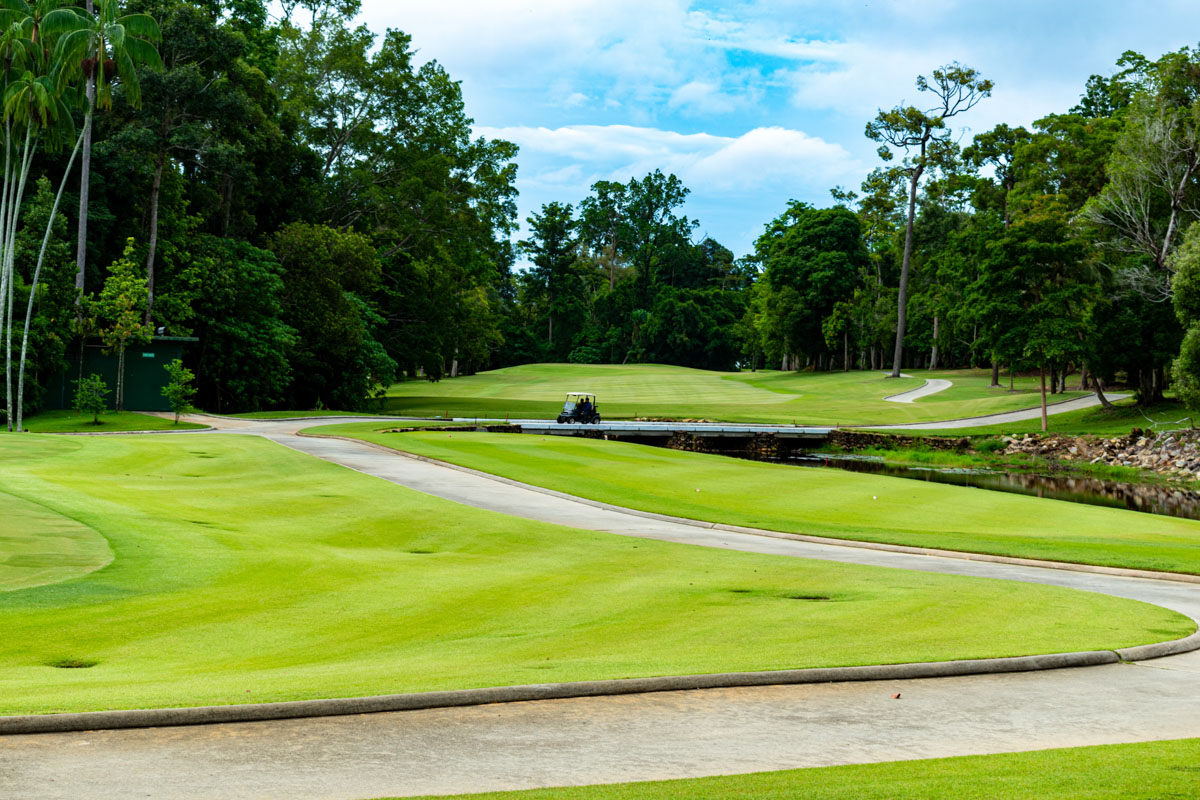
867, 392, 1130, 430
882, 377, 953, 403
4, 414, 1199, 800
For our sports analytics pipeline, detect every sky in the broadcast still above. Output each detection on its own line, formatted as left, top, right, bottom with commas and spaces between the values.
348, 0, 1200, 260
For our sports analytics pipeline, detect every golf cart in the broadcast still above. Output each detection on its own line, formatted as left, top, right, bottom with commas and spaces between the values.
557, 392, 601, 424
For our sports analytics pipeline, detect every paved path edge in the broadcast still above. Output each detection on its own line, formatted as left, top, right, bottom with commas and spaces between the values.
0, 649, 1148, 735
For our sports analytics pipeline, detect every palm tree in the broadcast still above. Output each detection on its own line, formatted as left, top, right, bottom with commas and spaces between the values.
0, 13, 49, 429
0, 0, 157, 431
44, 0, 160, 300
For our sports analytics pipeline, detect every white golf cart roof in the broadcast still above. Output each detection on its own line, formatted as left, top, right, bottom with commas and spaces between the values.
565, 391, 596, 397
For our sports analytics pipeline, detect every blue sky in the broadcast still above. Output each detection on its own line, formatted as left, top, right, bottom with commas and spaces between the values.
354, 0, 1200, 260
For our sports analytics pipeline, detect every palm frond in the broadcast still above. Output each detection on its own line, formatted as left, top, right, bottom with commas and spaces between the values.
121, 35, 159, 71
116, 12, 159, 43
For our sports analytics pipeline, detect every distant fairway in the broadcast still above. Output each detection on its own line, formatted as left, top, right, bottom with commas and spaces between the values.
0, 433, 1185, 715
383, 363, 1081, 424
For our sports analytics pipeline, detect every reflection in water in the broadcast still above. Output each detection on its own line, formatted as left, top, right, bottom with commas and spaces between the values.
789, 454, 1200, 521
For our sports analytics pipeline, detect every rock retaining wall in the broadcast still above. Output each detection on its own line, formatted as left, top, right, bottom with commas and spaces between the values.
1004, 428, 1200, 479
830, 430, 970, 451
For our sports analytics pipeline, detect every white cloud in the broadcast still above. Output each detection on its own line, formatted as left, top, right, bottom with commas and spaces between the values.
364, 0, 701, 108
668, 81, 746, 115
477, 123, 861, 195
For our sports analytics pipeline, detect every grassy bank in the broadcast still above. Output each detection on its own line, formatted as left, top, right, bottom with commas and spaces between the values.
14, 410, 207, 433
0, 433, 1187, 715
397, 737, 1200, 800
317, 425, 1200, 574
817, 443, 1188, 488
383, 364, 1076, 425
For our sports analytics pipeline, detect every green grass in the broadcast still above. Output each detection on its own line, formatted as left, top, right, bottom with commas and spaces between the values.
223, 409, 371, 419
0, 433, 1188, 715
0, 490, 111, 592
395, 737, 1200, 800
15, 409, 206, 433
317, 425, 1200, 574
384, 364, 1079, 425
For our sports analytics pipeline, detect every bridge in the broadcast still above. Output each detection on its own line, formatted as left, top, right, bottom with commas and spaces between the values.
454, 419, 833, 458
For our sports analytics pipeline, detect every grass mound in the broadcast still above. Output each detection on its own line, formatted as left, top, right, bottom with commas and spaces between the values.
0, 488, 111, 592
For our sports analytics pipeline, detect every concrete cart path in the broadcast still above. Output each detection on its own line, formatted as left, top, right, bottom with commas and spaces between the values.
5, 413, 1200, 800
867, 392, 1131, 430
882, 377, 953, 403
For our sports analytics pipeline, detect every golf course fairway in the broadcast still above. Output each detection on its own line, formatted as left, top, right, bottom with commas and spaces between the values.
318, 426, 1200, 574
383, 363, 1081, 424
0, 432, 1190, 715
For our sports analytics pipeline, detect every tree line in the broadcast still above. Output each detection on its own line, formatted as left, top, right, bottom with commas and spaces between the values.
6, 2, 1200, 427
3, 0, 520, 427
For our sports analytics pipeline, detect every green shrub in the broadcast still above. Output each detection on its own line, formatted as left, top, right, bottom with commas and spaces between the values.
974, 438, 1007, 454
73, 373, 110, 425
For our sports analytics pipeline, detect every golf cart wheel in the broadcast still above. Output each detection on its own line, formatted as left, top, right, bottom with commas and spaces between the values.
556, 418, 565, 424
566, 418, 575, 424
592, 415, 601, 424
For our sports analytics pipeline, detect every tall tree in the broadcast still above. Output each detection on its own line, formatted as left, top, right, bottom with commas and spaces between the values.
865, 62, 992, 377
753, 202, 867, 370
519, 201, 579, 356
96, 237, 151, 410
51, 0, 161, 298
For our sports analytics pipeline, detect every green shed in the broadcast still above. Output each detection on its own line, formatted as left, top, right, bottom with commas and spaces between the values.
44, 336, 198, 412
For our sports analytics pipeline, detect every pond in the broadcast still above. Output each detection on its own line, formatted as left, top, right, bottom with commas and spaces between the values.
788, 453, 1200, 521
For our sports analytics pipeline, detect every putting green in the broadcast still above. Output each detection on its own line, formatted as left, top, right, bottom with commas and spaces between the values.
398, 737, 1200, 800
0, 490, 112, 592
318, 427, 1200, 574
0, 433, 1189, 715
384, 363, 1081, 424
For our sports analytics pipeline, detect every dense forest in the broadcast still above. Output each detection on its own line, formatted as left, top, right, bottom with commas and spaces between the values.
3, 0, 1200, 426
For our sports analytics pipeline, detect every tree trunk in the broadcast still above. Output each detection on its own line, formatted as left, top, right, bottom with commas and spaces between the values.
1094, 376, 1114, 410
889, 166, 922, 378
1138, 368, 1155, 405
4, 125, 35, 431
1009, 364, 1015, 392
929, 314, 939, 370
16, 125, 86, 431
1078, 363, 1090, 391
116, 345, 125, 411
843, 328, 849, 372
1039, 367, 1048, 432
144, 150, 166, 326
74, 43, 96, 299
990, 360, 1000, 387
